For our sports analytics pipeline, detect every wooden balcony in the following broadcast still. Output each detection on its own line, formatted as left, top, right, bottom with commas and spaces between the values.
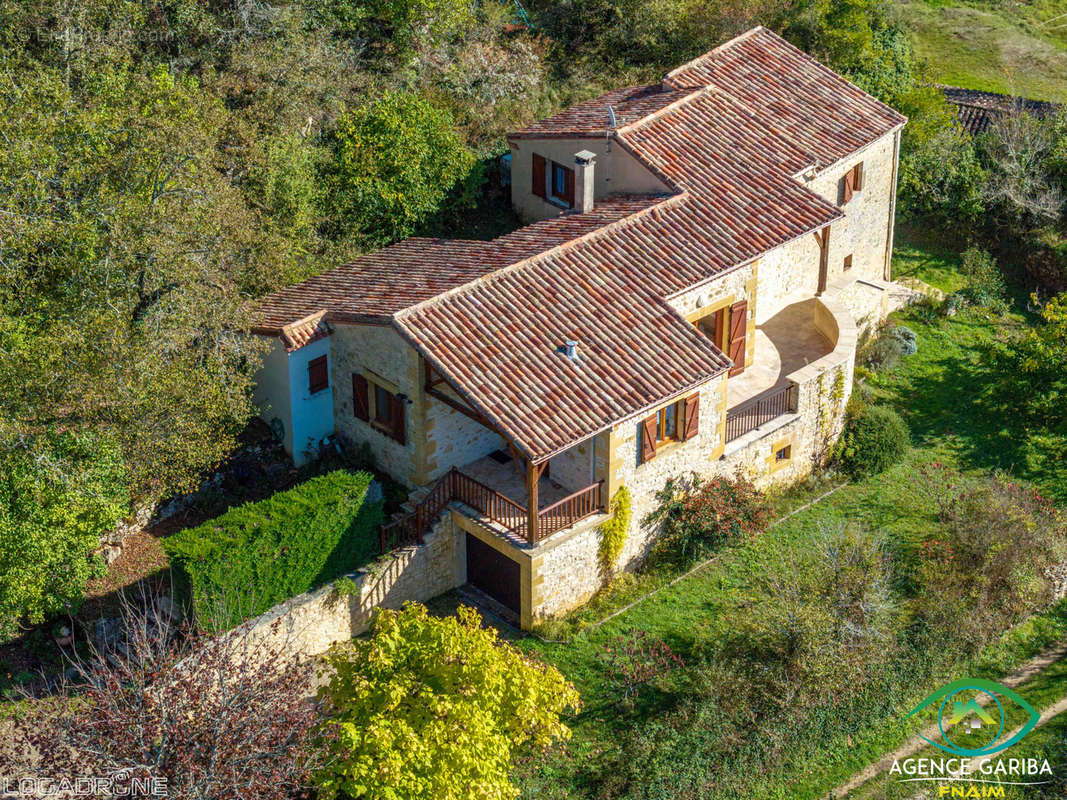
380, 462, 604, 552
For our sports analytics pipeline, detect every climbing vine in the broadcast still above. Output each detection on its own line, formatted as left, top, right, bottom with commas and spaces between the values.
598, 486, 632, 579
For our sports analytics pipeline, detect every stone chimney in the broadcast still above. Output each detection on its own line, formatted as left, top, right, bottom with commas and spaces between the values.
573, 150, 596, 214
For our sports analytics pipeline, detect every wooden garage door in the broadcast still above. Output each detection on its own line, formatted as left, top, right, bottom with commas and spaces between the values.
465, 533, 521, 614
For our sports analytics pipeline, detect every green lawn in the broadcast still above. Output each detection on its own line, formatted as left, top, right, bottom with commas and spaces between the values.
898, 0, 1067, 102
508, 234, 1067, 799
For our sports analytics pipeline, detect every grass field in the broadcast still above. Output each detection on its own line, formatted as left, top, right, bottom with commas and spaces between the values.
898, 0, 1067, 102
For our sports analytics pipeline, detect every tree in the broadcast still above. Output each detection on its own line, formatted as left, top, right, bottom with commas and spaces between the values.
316, 603, 580, 800
990, 292, 1067, 432
980, 108, 1065, 229
0, 431, 128, 639
0, 61, 275, 503
324, 90, 479, 244
15, 591, 322, 799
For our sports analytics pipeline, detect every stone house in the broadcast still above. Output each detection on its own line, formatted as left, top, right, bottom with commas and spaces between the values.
251, 27, 906, 628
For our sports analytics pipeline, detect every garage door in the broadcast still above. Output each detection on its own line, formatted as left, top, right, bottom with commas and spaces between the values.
465, 533, 521, 615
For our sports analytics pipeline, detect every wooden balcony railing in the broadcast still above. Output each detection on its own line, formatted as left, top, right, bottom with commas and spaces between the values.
534, 481, 604, 542
725, 383, 799, 443
380, 467, 604, 552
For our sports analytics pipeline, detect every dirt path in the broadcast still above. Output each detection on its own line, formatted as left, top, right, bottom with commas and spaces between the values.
828, 639, 1067, 798
953, 693, 1067, 778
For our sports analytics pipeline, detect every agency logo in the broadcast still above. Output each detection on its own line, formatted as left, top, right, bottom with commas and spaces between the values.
904, 678, 1040, 757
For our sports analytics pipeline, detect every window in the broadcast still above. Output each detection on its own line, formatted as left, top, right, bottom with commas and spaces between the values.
775, 445, 791, 463
655, 403, 678, 443
550, 162, 574, 207
351, 373, 406, 445
843, 254, 853, 271
308, 355, 328, 394
374, 384, 392, 426
839, 162, 864, 205
640, 393, 699, 464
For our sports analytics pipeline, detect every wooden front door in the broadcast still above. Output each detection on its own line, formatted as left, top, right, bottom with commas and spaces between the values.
465, 533, 521, 614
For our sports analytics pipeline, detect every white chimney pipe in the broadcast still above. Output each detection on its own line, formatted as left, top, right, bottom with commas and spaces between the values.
573, 150, 596, 214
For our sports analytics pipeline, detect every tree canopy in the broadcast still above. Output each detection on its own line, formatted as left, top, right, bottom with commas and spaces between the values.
317, 603, 580, 800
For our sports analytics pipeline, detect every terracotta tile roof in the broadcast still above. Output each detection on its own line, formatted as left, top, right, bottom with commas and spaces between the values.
253, 195, 666, 332
663, 26, 905, 168
279, 312, 332, 352
937, 84, 1059, 136
395, 210, 733, 459
509, 84, 695, 138
252, 25, 904, 461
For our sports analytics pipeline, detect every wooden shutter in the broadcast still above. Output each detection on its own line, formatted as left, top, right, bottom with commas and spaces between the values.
308, 355, 328, 393
728, 300, 748, 377
853, 162, 864, 191
640, 415, 657, 463
840, 169, 855, 204
713, 308, 725, 350
389, 393, 406, 445
681, 394, 700, 441
564, 167, 575, 207
352, 374, 369, 421
532, 154, 546, 199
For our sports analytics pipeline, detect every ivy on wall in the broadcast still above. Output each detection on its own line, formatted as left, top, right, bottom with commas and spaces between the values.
598, 486, 632, 580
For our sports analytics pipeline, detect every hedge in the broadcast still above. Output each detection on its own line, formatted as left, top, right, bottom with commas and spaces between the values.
164, 470, 384, 632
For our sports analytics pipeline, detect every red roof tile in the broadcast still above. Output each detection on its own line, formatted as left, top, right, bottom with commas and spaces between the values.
254, 195, 666, 331
663, 27, 905, 168
252, 26, 905, 461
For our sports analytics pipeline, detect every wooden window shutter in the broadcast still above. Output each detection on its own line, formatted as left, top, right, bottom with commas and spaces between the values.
640, 415, 657, 463
682, 393, 700, 441
389, 393, 406, 445
713, 308, 725, 350
853, 162, 864, 191
564, 167, 575, 207
352, 374, 369, 421
840, 170, 854, 205
728, 300, 748, 377
308, 355, 328, 393
532, 154, 546, 199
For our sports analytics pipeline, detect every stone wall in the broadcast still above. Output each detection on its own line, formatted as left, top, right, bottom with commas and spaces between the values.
509, 137, 671, 224
803, 130, 900, 286
331, 323, 422, 487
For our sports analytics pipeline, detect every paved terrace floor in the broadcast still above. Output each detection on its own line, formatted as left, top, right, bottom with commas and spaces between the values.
725, 298, 833, 410
461, 453, 574, 509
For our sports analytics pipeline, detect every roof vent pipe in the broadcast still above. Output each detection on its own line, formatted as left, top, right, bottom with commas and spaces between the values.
563, 340, 579, 360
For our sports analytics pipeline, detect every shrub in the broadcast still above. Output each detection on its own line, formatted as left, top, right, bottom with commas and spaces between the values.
602, 628, 684, 709
912, 468, 1067, 652
316, 603, 580, 800
720, 522, 897, 707
836, 405, 910, 478
164, 469, 383, 631
889, 324, 918, 356
17, 592, 321, 799
0, 430, 129, 640
958, 245, 1009, 312
646, 473, 771, 564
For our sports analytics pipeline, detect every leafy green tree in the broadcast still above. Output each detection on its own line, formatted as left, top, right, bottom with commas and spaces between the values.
325, 90, 479, 243
316, 603, 580, 800
992, 293, 1067, 432
0, 431, 128, 639
0, 62, 274, 502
